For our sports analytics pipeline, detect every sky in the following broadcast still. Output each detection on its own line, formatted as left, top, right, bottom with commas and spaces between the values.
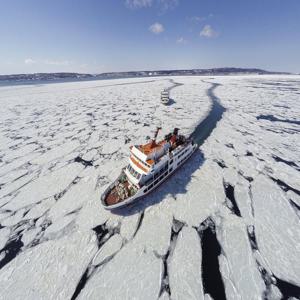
0, 0, 300, 74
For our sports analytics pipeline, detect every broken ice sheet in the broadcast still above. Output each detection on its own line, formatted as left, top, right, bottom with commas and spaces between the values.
0, 230, 97, 299
0, 75, 300, 299
251, 175, 300, 285
77, 243, 161, 300
169, 227, 204, 300
216, 208, 265, 299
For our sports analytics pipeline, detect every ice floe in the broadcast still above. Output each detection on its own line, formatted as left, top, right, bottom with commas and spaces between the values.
0, 75, 299, 299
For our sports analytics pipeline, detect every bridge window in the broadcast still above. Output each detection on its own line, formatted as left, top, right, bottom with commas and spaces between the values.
127, 164, 141, 180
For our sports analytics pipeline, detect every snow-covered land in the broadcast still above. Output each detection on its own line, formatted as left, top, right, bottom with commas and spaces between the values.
0, 75, 299, 299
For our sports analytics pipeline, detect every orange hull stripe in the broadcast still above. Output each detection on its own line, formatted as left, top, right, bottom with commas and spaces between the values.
130, 156, 148, 173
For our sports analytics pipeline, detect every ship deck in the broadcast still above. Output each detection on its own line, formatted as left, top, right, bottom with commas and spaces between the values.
105, 180, 131, 206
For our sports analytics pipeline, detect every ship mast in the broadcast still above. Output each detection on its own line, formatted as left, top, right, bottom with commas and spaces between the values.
150, 127, 161, 148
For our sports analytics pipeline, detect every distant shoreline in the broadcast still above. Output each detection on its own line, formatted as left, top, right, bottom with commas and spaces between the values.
0, 67, 293, 87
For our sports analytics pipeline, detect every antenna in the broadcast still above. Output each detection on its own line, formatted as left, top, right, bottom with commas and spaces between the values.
151, 127, 162, 147
153, 127, 162, 140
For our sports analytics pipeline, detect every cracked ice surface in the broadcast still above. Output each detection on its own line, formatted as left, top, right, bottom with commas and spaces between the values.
169, 227, 204, 300
0, 75, 300, 299
251, 175, 300, 284
215, 207, 265, 300
0, 230, 97, 299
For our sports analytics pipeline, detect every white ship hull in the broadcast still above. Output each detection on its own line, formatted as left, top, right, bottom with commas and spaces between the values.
101, 141, 197, 210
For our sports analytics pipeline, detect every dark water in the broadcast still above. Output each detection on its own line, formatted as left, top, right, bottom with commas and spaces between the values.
223, 182, 242, 217
257, 114, 300, 126
0, 236, 24, 269
0, 77, 96, 87
189, 82, 226, 146
0, 74, 138, 87
199, 221, 227, 300
272, 155, 300, 171
275, 277, 300, 300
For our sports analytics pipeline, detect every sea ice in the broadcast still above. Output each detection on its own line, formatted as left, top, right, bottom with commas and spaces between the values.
0, 75, 299, 299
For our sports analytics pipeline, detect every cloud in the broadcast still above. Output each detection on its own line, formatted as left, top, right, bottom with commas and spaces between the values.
126, 0, 178, 10
158, 0, 178, 11
149, 22, 164, 34
125, 0, 153, 8
189, 14, 213, 23
200, 25, 218, 38
24, 58, 72, 66
176, 37, 187, 44
24, 58, 36, 65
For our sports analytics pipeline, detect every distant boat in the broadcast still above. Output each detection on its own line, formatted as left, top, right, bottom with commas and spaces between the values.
101, 127, 197, 210
161, 89, 170, 105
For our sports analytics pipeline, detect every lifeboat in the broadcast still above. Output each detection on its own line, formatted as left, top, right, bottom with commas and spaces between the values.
101, 127, 197, 210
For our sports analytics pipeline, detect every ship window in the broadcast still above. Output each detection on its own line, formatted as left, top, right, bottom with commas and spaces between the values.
170, 159, 173, 164
169, 167, 173, 172
128, 164, 142, 180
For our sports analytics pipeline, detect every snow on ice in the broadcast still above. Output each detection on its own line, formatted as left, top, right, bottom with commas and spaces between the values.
0, 75, 299, 299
